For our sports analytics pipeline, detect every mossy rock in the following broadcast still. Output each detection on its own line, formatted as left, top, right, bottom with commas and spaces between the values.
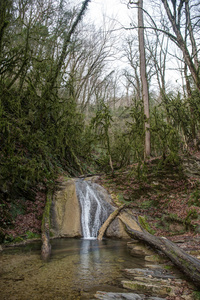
122, 280, 175, 296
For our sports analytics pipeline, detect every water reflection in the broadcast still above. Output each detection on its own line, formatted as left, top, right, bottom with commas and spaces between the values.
80, 239, 101, 268
0, 239, 145, 299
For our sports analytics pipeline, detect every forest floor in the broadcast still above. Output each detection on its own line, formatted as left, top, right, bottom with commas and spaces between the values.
0, 184, 47, 243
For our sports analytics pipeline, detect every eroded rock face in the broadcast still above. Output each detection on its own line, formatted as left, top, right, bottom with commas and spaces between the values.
50, 178, 82, 238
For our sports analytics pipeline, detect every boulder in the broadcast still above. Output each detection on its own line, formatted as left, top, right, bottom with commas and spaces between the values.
50, 178, 82, 237
105, 217, 130, 239
106, 209, 142, 239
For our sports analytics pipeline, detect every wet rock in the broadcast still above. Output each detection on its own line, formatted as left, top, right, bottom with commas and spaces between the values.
123, 268, 175, 280
122, 280, 176, 296
127, 242, 156, 257
94, 291, 166, 300
144, 255, 166, 263
87, 179, 114, 206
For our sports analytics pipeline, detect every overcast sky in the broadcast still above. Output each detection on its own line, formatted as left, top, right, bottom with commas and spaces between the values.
86, 0, 133, 27
83, 0, 182, 93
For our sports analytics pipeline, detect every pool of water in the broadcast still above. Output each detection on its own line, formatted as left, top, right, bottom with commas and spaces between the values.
0, 238, 146, 299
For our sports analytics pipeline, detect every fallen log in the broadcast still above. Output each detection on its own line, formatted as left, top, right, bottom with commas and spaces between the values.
97, 204, 127, 240
123, 222, 200, 289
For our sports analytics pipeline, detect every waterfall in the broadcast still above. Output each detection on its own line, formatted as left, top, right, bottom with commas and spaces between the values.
75, 180, 114, 239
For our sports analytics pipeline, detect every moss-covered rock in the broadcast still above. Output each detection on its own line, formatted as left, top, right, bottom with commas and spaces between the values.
122, 280, 175, 296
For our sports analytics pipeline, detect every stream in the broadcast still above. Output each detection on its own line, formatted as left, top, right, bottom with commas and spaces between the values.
0, 238, 146, 300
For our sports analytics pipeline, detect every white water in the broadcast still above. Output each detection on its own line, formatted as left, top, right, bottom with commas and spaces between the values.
75, 180, 113, 239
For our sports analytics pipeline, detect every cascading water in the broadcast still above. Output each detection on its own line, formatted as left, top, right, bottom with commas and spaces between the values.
75, 179, 114, 239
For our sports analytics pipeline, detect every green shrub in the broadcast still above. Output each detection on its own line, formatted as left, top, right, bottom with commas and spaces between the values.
188, 189, 200, 207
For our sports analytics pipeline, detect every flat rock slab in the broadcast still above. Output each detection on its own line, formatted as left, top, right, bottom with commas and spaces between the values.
123, 268, 175, 279
94, 291, 166, 300
122, 280, 175, 296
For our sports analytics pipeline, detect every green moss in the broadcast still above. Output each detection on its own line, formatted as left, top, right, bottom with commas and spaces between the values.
184, 208, 198, 230
138, 215, 155, 234
193, 291, 200, 300
4, 235, 14, 243
163, 265, 173, 270
141, 200, 154, 209
168, 213, 179, 221
25, 231, 40, 239
49, 231, 54, 237
122, 280, 172, 295
188, 189, 200, 207
13, 236, 24, 243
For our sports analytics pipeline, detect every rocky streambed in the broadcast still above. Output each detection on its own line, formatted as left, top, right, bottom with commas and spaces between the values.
94, 240, 199, 300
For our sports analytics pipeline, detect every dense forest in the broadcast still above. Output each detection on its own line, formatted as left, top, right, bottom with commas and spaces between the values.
0, 0, 200, 243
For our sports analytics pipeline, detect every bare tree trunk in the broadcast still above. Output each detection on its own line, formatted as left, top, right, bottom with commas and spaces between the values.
161, 0, 200, 91
0, 0, 9, 57
138, 0, 151, 158
46, 0, 91, 95
185, 0, 199, 70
